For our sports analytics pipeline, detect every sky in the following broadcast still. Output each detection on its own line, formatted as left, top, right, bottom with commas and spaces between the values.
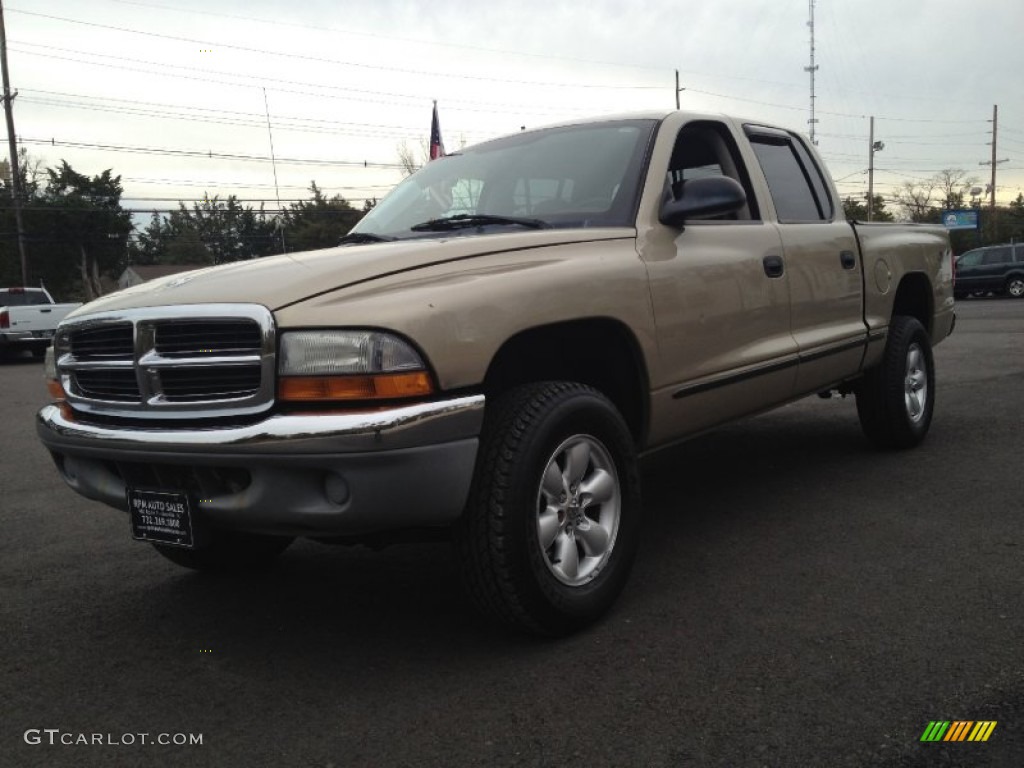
5, 0, 1024, 221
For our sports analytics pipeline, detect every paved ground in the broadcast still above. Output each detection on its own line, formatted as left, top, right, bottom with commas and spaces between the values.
1, 298, 1021, 767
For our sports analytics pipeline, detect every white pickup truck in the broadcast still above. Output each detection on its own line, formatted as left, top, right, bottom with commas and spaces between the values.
0, 288, 82, 360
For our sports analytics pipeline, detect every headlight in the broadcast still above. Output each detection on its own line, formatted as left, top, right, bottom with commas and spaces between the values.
277, 330, 434, 402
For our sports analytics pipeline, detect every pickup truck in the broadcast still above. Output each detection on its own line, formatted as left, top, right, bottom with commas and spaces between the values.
0, 287, 81, 359
36, 110, 955, 635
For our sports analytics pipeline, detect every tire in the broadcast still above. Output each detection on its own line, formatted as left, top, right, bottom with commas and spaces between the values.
455, 382, 641, 636
1006, 276, 1024, 299
953, 291, 967, 301
32, 347, 46, 360
152, 530, 293, 572
855, 316, 935, 450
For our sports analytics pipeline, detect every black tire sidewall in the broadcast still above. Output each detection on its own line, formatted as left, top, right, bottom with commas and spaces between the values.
481, 384, 641, 633
891, 319, 935, 444
857, 315, 935, 449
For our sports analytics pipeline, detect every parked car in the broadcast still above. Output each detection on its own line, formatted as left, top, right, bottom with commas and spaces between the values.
954, 243, 1024, 299
0, 287, 82, 359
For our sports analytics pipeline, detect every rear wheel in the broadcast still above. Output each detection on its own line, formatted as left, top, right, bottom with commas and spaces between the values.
1006, 276, 1024, 298
152, 530, 293, 572
855, 315, 935, 449
456, 382, 641, 635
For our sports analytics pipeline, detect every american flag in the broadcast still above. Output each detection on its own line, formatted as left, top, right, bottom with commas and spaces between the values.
429, 101, 445, 161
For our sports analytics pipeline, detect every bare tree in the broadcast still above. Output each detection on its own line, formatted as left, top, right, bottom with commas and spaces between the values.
894, 179, 937, 222
933, 168, 979, 209
396, 139, 429, 177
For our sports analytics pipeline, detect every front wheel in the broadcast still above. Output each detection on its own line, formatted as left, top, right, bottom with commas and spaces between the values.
152, 530, 293, 572
855, 316, 935, 449
455, 382, 641, 635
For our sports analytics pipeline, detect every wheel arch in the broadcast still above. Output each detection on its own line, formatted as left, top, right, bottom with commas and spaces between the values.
1004, 271, 1024, 296
891, 272, 934, 337
482, 318, 649, 447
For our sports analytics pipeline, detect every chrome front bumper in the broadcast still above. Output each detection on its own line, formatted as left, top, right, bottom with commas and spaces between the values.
37, 395, 485, 536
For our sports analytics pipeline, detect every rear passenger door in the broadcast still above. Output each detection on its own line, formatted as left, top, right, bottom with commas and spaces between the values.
978, 246, 1013, 292
745, 126, 866, 395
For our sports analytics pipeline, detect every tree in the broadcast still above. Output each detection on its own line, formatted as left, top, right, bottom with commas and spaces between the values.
127, 185, 371, 265
933, 168, 979, 209
396, 140, 425, 177
280, 183, 364, 251
37, 162, 133, 300
894, 178, 937, 222
129, 195, 279, 267
842, 194, 893, 222
893, 169, 978, 223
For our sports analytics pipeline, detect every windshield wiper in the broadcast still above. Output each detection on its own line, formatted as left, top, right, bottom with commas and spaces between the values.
338, 232, 397, 245
409, 214, 550, 232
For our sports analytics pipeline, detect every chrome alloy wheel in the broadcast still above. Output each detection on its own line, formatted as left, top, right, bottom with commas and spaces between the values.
536, 435, 621, 586
904, 343, 929, 423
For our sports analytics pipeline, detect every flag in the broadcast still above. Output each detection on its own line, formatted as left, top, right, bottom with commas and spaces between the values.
429, 101, 446, 161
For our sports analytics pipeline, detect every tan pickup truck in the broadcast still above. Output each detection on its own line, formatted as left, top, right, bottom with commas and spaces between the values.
37, 110, 955, 634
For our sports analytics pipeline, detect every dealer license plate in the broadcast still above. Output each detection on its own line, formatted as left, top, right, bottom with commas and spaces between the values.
128, 488, 194, 548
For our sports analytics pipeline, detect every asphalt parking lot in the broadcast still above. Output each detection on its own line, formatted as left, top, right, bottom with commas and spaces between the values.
1, 298, 1022, 767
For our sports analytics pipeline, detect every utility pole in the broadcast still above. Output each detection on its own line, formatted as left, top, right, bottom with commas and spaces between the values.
804, 0, 819, 145
867, 116, 884, 222
0, 0, 28, 285
979, 104, 1008, 210
674, 70, 685, 110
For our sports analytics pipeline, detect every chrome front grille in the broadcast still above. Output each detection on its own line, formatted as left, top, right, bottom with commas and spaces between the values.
54, 304, 276, 420
154, 320, 263, 357
159, 366, 263, 402
75, 368, 141, 401
69, 323, 134, 359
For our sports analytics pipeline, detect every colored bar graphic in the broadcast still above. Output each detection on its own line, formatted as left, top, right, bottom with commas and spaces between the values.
968, 722, 997, 742
920, 721, 950, 742
944, 721, 972, 741
921, 720, 997, 742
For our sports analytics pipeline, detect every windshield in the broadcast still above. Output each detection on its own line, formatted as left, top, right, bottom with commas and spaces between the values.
353, 119, 657, 239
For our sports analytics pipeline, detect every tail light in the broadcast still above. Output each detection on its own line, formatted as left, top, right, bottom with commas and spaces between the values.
0, 310, 8, 329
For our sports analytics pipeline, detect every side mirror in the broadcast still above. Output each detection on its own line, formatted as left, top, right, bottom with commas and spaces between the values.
659, 175, 747, 228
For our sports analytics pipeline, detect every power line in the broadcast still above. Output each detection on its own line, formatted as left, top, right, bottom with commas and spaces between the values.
9, 44, 599, 117
18, 137, 406, 169
8, 9, 664, 91
121, 175, 394, 192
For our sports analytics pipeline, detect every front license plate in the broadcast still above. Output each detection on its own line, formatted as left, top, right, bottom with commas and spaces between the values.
128, 488, 194, 548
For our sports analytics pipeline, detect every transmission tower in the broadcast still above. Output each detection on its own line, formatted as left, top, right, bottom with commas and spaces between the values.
804, 0, 819, 145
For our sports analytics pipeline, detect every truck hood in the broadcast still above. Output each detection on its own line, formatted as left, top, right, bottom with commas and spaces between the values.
71, 229, 632, 318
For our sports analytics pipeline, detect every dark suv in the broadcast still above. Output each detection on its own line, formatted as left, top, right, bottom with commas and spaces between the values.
955, 243, 1024, 299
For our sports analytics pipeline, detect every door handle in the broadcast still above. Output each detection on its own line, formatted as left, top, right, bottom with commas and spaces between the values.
840, 250, 857, 269
763, 254, 784, 278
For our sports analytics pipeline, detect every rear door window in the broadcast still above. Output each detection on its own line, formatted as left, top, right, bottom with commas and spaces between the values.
981, 247, 1011, 265
747, 131, 832, 223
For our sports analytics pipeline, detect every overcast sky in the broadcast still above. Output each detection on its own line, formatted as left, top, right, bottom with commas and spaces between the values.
6, 0, 1024, 218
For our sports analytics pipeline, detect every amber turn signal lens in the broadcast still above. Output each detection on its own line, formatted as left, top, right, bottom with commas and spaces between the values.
278, 371, 433, 402
46, 379, 66, 401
